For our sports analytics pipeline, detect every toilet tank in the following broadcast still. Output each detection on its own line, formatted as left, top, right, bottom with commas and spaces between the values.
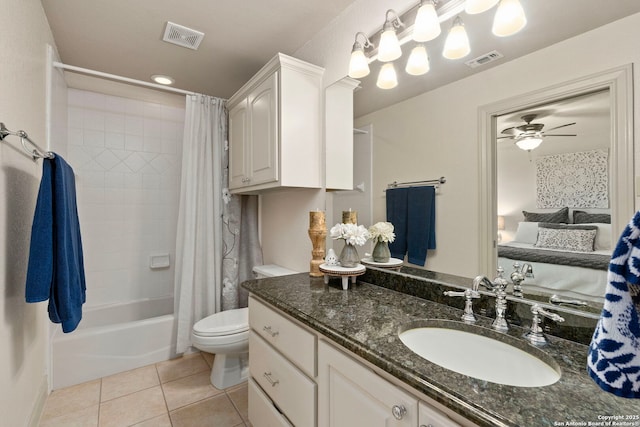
253, 264, 298, 278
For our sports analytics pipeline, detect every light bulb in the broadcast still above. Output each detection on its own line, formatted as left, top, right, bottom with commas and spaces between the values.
348, 44, 370, 78
492, 0, 527, 37
442, 17, 470, 60
376, 63, 398, 89
515, 135, 542, 151
465, 0, 499, 14
405, 45, 430, 76
378, 28, 402, 62
413, 1, 441, 42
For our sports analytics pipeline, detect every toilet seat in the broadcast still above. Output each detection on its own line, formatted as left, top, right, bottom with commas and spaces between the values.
192, 307, 249, 337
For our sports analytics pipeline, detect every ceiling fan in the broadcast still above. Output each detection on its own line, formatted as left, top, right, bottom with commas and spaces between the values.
498, 114, 577, 151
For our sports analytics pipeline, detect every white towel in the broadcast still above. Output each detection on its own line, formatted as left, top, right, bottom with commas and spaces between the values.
587, 211, 640, 398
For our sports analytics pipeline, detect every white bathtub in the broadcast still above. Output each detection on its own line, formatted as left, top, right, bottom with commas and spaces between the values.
51, 297, 176, 389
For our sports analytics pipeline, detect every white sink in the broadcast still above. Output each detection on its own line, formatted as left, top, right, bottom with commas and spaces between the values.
399, 321, 561, 387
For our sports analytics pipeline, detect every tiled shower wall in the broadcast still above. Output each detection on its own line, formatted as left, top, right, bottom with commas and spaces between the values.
67, 89, 184, 308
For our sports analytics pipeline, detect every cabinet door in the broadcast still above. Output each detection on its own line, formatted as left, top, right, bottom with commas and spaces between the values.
229, 100, 248, 189
248, 72, 279, 186
318, 341, 418, 427
419, 402, 461, 427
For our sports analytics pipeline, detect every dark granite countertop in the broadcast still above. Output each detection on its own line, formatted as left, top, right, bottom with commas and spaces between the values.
242, 272, 640, 427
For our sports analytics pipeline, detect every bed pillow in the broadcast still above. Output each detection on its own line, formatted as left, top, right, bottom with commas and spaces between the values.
573, 210, 611, 224
514, 221, 539, 244
523, 207, 569, 223
579, 223, 612, 251
534, 223, 597, 252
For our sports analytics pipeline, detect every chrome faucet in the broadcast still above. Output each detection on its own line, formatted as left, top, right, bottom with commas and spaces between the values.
443, 288, 480, 324
510, 262, 534, 297
523, 304, 565, 347
549, 294, 588, 307
473, 268, 510, 333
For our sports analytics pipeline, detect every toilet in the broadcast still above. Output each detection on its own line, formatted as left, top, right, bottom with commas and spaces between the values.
191, 264, 297, 389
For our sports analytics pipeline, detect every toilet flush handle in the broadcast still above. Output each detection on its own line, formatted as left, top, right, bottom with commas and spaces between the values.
263, 325, 279, 337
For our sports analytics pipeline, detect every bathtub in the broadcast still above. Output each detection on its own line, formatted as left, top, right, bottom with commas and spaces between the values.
51, 296, 176, 390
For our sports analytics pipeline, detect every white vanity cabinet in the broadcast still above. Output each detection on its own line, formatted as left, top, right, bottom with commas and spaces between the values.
248, 297, 317, 427
318, 340, 418, 427
228, 53, 324, 193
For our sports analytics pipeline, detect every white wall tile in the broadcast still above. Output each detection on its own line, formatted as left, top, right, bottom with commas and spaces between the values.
83, 110, 105, 131
104, 112, 125, 133
125, 134, 144, 151
105, 132, 125, 149
83, 129, 105, 147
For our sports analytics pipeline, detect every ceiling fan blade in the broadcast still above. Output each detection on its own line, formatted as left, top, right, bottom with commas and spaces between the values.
543, 134, 577, 137
500, 127, 518, 135
544, 122, 576, 132
496, 136, 513, 139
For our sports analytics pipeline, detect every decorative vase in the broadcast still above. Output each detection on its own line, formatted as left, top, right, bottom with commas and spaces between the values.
372, 240, 391, 263
339, 242, 360, 268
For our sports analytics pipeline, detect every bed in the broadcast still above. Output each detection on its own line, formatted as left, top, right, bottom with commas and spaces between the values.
497, 219, 612, 304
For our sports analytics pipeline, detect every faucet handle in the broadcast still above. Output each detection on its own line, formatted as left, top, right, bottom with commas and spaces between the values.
444, 289, 480, 324
523, 304, 565, 347
493, 267, 509, 291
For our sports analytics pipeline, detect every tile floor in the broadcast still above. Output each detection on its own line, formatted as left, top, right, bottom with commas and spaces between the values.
39, 352, 252, 427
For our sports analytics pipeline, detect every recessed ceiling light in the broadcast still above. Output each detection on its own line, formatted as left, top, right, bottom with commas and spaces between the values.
151, 75, 175, 85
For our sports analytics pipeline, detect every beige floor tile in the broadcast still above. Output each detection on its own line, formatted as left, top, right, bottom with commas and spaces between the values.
101, 365, 160, 402
201, 351, 214, 368
39, 404, 99, 427
227, 383, 248, 421
161, 370, 223, 411
42, 379, 101, 420
170, 394, 243, 427
98, 386, 167, 427
130, 413, 172, 427
156, 353, 209, 383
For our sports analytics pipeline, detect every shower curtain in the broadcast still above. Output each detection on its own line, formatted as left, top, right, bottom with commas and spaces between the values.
174, 94, 262, 354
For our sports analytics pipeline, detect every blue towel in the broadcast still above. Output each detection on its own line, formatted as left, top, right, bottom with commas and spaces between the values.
587, 210, 640, 398
407, 186, 436, 265
386, 186, 436, 266
25, 155, 86, 333
386, 188, 408, 260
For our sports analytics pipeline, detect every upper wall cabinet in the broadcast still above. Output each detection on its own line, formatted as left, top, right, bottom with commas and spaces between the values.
228, 53, 324, 193
325, 77, 360, 190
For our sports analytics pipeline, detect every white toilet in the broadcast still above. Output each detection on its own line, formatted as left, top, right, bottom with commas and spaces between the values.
190, 264, 297, 389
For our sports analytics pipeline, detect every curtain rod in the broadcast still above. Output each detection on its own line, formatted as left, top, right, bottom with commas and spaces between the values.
386, 176, 446, 190
53, 61, 197, 96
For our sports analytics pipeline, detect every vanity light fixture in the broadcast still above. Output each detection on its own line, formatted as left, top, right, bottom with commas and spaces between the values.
348, 0, 528, 89
492, 0, 527, 37
442, 16, 471, 60
405, 44, 430, 75
515, 134, 543, 151
465, 0, 499, 14
348, 32, 374, 78
151, 74, 175, 85
377, 63, 399, 89
378, 10, 405, 62
413, 0, 441, 42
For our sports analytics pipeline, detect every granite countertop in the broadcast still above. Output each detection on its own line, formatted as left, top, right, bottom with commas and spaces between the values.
242, 272, 640, 427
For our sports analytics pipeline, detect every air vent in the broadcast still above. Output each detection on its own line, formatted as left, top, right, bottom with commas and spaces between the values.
465, 50, 504, 68
162, 22, 205, 50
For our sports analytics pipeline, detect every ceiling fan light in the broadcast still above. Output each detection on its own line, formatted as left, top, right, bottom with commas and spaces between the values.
443, 17, 470, 60
348, 42, 370, 78
405, 45, 430, 75
413, 1, 441, 42
515, 135, 543, 151
465, 0, 499, 14
377, 63, 398, 89
492, 0, 527, 37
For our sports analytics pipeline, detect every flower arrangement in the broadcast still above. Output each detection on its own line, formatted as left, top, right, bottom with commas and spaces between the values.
368, 222, 395, 243
329, 223, 370, 246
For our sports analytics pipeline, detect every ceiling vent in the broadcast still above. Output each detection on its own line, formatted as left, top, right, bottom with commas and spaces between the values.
465, 50, 504, 68
162, 22, 205, 50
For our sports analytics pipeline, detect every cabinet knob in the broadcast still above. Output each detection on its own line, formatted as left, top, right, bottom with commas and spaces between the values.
262, 325, 279, 337
263, 371, 279, 387
391, 405, 407, 420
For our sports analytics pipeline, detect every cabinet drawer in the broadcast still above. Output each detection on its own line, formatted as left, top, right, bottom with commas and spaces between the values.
249, 297, 316, 377
250, 332, 316, 427
248, 377, 293, 427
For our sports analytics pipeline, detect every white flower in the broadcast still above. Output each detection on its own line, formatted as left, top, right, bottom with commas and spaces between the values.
368, 221, 395, 243
330, 222, 370, 246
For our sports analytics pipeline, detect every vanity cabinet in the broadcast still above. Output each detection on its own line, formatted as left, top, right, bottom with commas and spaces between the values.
318, 340, 418, 427
228, 53, 324, 193
248, 296, 317, 426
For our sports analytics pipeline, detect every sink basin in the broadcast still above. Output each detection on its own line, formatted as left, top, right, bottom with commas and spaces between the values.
398, 320, 561, 387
